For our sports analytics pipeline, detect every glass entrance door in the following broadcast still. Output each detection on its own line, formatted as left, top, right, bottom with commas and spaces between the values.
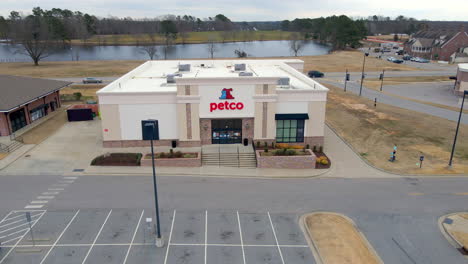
211, 119, 242, 144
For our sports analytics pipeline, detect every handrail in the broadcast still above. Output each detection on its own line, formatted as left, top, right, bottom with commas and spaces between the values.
237, 145, 240, 168
251, 139, 258, 166
0, 143, 7, 152
218, 143, 221, 167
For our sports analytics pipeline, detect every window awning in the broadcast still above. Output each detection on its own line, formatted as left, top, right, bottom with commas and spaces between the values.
275, 113, 309, 120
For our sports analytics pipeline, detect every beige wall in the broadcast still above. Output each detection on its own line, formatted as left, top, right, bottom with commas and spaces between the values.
100, 104, 122, 141
306, 101, 326, 137
177, 104, 188, 140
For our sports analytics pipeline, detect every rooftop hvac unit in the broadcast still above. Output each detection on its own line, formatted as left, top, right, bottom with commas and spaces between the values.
166, 73, 182, 83
277, 77, 290, 86
238, 72, 253, 76
234, 63, 246, 71
179, 64, 191, 72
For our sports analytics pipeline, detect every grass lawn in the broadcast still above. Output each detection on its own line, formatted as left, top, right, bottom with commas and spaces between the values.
0, 51, 417, 78
70, 31, 296, 45
305, 213, 381, 264
18, 109, 68, 144
326, 84, 468, 175
61, 84, 104, 101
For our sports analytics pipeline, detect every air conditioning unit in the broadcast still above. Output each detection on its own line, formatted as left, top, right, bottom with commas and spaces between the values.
239, 72, 253, 76
166, 73, 182, 83
277, 77, 290, 86
179, 64, 191, 72
234, 63, 246, 71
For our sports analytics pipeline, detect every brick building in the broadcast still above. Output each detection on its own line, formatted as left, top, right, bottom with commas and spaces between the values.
404, 27, 468, 61
0, 75, 71, 137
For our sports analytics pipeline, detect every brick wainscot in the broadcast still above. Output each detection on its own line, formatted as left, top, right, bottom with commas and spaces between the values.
256, 149, 317, 169
141, 152, 201, 167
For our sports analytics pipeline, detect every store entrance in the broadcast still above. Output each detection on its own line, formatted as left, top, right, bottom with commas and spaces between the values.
211, 119, 242, 144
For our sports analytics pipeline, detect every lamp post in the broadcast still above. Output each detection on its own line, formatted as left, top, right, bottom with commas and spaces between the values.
144, 121, 164, 247
379, 69, 385, 91
359, 52, 368, 96
448, 90, 467, 168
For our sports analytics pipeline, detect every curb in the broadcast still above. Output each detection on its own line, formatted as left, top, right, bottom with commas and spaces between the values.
325, 122, 468, 178
438, 213, 468, 253
300, 211, 384, 264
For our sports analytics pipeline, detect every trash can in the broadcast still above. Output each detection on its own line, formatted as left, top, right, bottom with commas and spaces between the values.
243, 138, 248, 146
171, 140, 177, 148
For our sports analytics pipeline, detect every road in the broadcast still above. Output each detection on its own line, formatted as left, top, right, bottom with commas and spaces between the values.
0, 174, 467, 263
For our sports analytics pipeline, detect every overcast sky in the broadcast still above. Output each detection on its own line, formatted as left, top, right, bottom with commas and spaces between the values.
1, 0, 467, 21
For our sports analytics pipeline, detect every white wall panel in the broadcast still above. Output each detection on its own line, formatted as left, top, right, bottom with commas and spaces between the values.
276, 102, 308, 114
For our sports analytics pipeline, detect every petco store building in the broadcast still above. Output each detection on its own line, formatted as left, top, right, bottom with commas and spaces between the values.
97, 59, 328, 148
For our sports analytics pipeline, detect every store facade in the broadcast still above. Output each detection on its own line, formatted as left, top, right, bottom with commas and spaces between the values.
98, 59, 328, 148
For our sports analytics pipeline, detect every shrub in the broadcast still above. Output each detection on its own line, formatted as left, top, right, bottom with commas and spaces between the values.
73, 92, 82, 101
285, 149, 297, 156
256, 141, 260, 148
169, 149, 174, 158
159, 152, 167, 158
316, 156, 329, 165
319, 146, 323, 153
264, 147, 269, 153
91, 153, 142, 166
313, 146, 317, 152
264, 142, 268, 148
276, 143, 289, 149
271, 142, 275, 149
174, 151, 183, 158
306, 144, 310, 149
321, 159, 329, 165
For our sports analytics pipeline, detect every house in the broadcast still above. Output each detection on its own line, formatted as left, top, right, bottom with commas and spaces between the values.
404, 27, 468, 61
0, 75, 71, 137
97, 59, 328, 148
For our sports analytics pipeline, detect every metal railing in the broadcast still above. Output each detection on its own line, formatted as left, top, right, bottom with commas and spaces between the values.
0, 143, 7, 152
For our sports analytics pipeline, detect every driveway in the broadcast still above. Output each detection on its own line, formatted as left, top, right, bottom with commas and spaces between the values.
0, 120, 102, 176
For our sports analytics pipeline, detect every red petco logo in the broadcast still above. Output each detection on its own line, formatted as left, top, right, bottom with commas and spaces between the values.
210, 88, 244, 112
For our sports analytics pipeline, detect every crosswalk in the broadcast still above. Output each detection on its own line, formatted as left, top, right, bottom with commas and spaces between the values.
0, 210, 46, 246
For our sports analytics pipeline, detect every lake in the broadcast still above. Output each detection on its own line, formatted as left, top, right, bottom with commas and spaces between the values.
0, 40, 331, 62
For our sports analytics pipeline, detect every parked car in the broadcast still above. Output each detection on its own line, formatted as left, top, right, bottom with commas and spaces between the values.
374, 48, 381, 52
418, 58, 430, 63
396, 50, 404, 55
410, 57, 421, 62
308, 71, 324, 78
82, 77, 103, 84
392, 59, 404, 64
387, 57, 395, 62
449, 76, 457, 80
402, 55, 412, 61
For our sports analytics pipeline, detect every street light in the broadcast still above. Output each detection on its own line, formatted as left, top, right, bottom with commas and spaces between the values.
448, 90, 468, 168
359, 52, 368, 96
144, 120, 164, 247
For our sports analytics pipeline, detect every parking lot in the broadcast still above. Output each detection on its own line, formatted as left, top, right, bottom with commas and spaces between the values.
0, 209, 314, 264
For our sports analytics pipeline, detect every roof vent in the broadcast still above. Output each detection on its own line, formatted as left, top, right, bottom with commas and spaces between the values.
234, 63, 246, 71
178, 64, 191, 72
167, 73, 182, 84
277, 77, 290, 86
239, 72, 253, 76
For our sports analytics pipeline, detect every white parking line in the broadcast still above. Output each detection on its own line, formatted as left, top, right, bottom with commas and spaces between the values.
81, 209, 112, 264
0, 211, 46, 264
0, 214, 41, 229
30, 201, 49, 204
0, 221, 34, 234
204, 210, 208, 264
37, 196, 54, 199
0, 212, 13, 223
1, 212, 43, 222
48, 188, 64, 191
170, 243, 309, 247
24, 204, 44, 209
163, 210, 176, 264
42, 192, 59, 195
40, 210, 80, 264
59, 180, 74, 184
0, 242, 310, 247
63, 177, 78, 180
0, 228, 30, 239
237, 211, 246, 264
52, 184, 68, 187
268, 212, 285, 264
122, 210, 144, 264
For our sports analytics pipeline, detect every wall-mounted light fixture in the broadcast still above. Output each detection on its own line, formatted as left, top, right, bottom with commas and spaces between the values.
244, 123, 250, 130
203, 123, 209, 131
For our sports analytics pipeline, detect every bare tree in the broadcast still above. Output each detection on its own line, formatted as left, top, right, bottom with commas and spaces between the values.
140, 45, 158, 60
289, 33, 304, 57
206, 35, 217, 58
179, 31, 189, 44
10, 16, 58, 66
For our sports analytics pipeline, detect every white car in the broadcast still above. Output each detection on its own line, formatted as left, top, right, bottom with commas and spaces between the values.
387, 57, 395, 62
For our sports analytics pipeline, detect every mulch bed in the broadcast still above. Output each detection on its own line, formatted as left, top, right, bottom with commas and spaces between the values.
91, 153, 142, 166
314, 151, 331, 169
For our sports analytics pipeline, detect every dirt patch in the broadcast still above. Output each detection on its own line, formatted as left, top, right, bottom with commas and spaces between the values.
91, 153, 143, 166
304, 213, 381, 264
18, 109, 68, 145
0, 153, 8, 160
326, 84, 468, 174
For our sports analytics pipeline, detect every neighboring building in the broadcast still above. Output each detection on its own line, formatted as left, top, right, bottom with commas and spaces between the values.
0, 75, 70, 137
404, 27, 468, 61
455, 63, 468, 96
97, 59, 328, 148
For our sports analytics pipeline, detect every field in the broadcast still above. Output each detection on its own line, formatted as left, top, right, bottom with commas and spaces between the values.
325, 84, 468, 175
71, 31, 296, 45
0, 51, 417, 78
61, 84, 104, 101
364, 76, 452, 90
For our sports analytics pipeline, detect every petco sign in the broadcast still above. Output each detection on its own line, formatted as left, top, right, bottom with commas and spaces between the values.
209, 88, 245, 112
199, 85, 254, 118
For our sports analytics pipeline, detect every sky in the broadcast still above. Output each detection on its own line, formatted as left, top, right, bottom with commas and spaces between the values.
1, 0, 467, 21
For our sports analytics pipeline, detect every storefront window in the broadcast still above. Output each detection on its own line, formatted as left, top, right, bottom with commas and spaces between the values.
30, 107, 46, 122
276, 119, 304, 143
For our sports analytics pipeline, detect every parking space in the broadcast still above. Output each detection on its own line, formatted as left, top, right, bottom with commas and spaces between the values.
0, 209, 314, 264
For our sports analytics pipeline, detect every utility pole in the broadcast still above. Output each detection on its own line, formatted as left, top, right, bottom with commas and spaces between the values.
379, 69, 385, 91
344, 69, 349, 92
448, 90, 467, 168
359, 53, 368, 96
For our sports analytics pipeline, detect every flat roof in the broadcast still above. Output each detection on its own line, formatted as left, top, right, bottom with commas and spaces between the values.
459, 63, 468, 72
97, 59, 328, 94
0, 75, 71, 112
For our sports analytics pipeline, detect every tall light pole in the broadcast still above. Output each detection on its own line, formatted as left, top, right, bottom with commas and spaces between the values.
144, 121, 164, 247
448, 90, 467, 168
379, 69, 385, 91
359, 52, 368, 96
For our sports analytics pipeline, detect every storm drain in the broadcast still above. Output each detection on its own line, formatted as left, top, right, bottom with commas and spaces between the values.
72, 169, 84, 172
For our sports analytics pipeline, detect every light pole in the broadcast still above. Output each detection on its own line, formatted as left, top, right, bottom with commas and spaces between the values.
144, 121, 164, 247
344, 69, 349, 92
448, 90, 467, 168
359, 52, 368, 96
379, 69, 385, 91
